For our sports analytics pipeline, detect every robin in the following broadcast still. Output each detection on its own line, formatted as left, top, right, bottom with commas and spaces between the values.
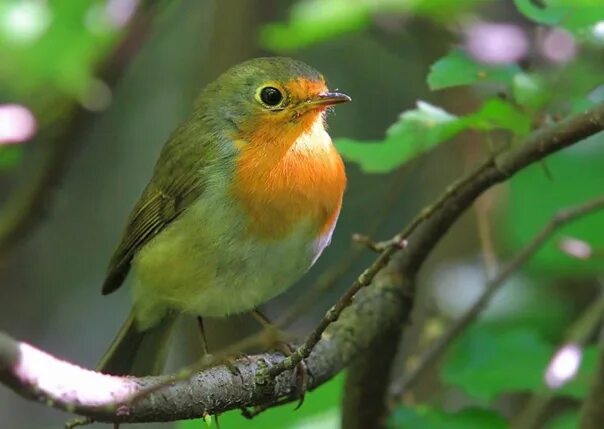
98, 57, 350, 376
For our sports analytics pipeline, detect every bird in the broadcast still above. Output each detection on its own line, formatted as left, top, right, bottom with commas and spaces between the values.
98, 57, 350, 377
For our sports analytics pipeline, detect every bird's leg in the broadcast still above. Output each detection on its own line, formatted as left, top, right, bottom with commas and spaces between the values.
251, 309, 307, 409
196, 316, 209, 355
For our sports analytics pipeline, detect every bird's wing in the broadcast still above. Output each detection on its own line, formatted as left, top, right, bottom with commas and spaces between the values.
101, 125, 209, 295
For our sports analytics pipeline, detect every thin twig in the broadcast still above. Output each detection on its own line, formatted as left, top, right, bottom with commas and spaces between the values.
261, 152, 501, 381
392, 195, 604, 397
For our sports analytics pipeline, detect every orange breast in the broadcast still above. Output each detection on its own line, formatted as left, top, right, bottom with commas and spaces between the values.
231, 113, 346, 241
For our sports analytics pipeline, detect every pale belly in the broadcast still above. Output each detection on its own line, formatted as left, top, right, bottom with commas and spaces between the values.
131, 192, 336, 328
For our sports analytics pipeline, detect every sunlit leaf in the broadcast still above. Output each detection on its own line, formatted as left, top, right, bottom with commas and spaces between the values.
337, 99, 527, 173
391, 405, 507, 429
427, 50, 520, 90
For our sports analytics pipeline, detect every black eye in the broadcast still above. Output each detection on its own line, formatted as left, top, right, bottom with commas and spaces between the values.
260, 86, 283, 106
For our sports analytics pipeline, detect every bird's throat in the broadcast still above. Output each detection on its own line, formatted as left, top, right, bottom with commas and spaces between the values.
231, 115, 346, 241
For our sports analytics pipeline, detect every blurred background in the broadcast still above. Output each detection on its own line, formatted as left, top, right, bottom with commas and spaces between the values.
1, 1, 603, 428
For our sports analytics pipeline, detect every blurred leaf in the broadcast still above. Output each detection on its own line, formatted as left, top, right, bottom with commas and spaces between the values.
513, 73, 548, 110
442, 326, 552, 401
513, 0, 566, 25
465, 98, 531, 135
513, 0, 604, 33
260, 0, 369, 52
500, 134, 604, 276
443, 325, 597, 402
390, 405, 507, 429
337, 99, 527, 173
544, 411, 580, 429
427, 50, 521, 90
0, 146, 23, 170
178, 374, 344, 429
336, 101, 462, 173
261, 0, 492, 52
0, 0, 122, 98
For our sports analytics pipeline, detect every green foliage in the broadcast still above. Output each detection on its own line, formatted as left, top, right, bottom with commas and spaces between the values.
545, 411, 580, 429
427, 50, 520, 90
260, 0, 489, 52
0, 0, 121, 98
337, 98, 528, 173
442, 325, 596, 402
178, 374, 343, 429
514, 0, 604, 34
390, 405, 507, 429
500, 136, 604, 276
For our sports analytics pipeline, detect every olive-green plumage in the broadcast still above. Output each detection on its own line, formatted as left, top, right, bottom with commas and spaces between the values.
98, 57, 349, 376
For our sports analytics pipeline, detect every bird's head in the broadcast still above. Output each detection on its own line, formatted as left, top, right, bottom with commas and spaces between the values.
199, 57, 350, 152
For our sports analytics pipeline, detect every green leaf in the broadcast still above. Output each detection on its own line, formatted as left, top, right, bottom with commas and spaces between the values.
500, 134, 604, 276
464, 98, 531, 135
337, 99, 528, 173
545, 411, 580, 429
259, 0, 369, 52
427, 50, 520, 90
513, 73, 548, 110
442, 326, 552, 401
0, 146, 23, 170
513, 0, 566, 25
391, 405, 507, 429
336, 101, 464, 173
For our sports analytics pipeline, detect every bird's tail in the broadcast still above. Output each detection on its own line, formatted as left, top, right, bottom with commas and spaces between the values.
98, 309, 177, 376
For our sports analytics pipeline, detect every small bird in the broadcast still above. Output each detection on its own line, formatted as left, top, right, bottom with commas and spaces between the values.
98, 57, 350, 376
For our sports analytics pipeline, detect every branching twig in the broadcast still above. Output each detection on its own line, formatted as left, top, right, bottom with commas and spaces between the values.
391, 195, 604, 397
0, 102, 603, 423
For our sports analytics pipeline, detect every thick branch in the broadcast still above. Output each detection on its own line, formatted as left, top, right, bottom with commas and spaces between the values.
0, 276, 408, 423
0, 103, 603, 423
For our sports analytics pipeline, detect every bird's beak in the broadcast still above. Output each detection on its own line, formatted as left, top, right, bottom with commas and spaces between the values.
307, 91, 351, 108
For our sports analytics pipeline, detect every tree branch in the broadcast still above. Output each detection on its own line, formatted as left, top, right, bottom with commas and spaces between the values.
579, 326, 604, 429
392, 195, 604, 397
0, 102, 603, 423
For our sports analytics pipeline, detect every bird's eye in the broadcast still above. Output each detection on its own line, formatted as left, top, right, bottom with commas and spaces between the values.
259, 86, 283, 107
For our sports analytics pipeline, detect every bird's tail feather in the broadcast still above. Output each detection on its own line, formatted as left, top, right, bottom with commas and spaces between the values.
98, 309, 176, 376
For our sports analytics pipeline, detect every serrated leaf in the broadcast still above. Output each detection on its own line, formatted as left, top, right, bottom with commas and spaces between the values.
391, 406, 507, 429
427, 50, 520, 90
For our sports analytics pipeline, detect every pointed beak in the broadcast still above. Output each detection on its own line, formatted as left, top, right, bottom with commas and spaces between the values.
307, 91, 352, 108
